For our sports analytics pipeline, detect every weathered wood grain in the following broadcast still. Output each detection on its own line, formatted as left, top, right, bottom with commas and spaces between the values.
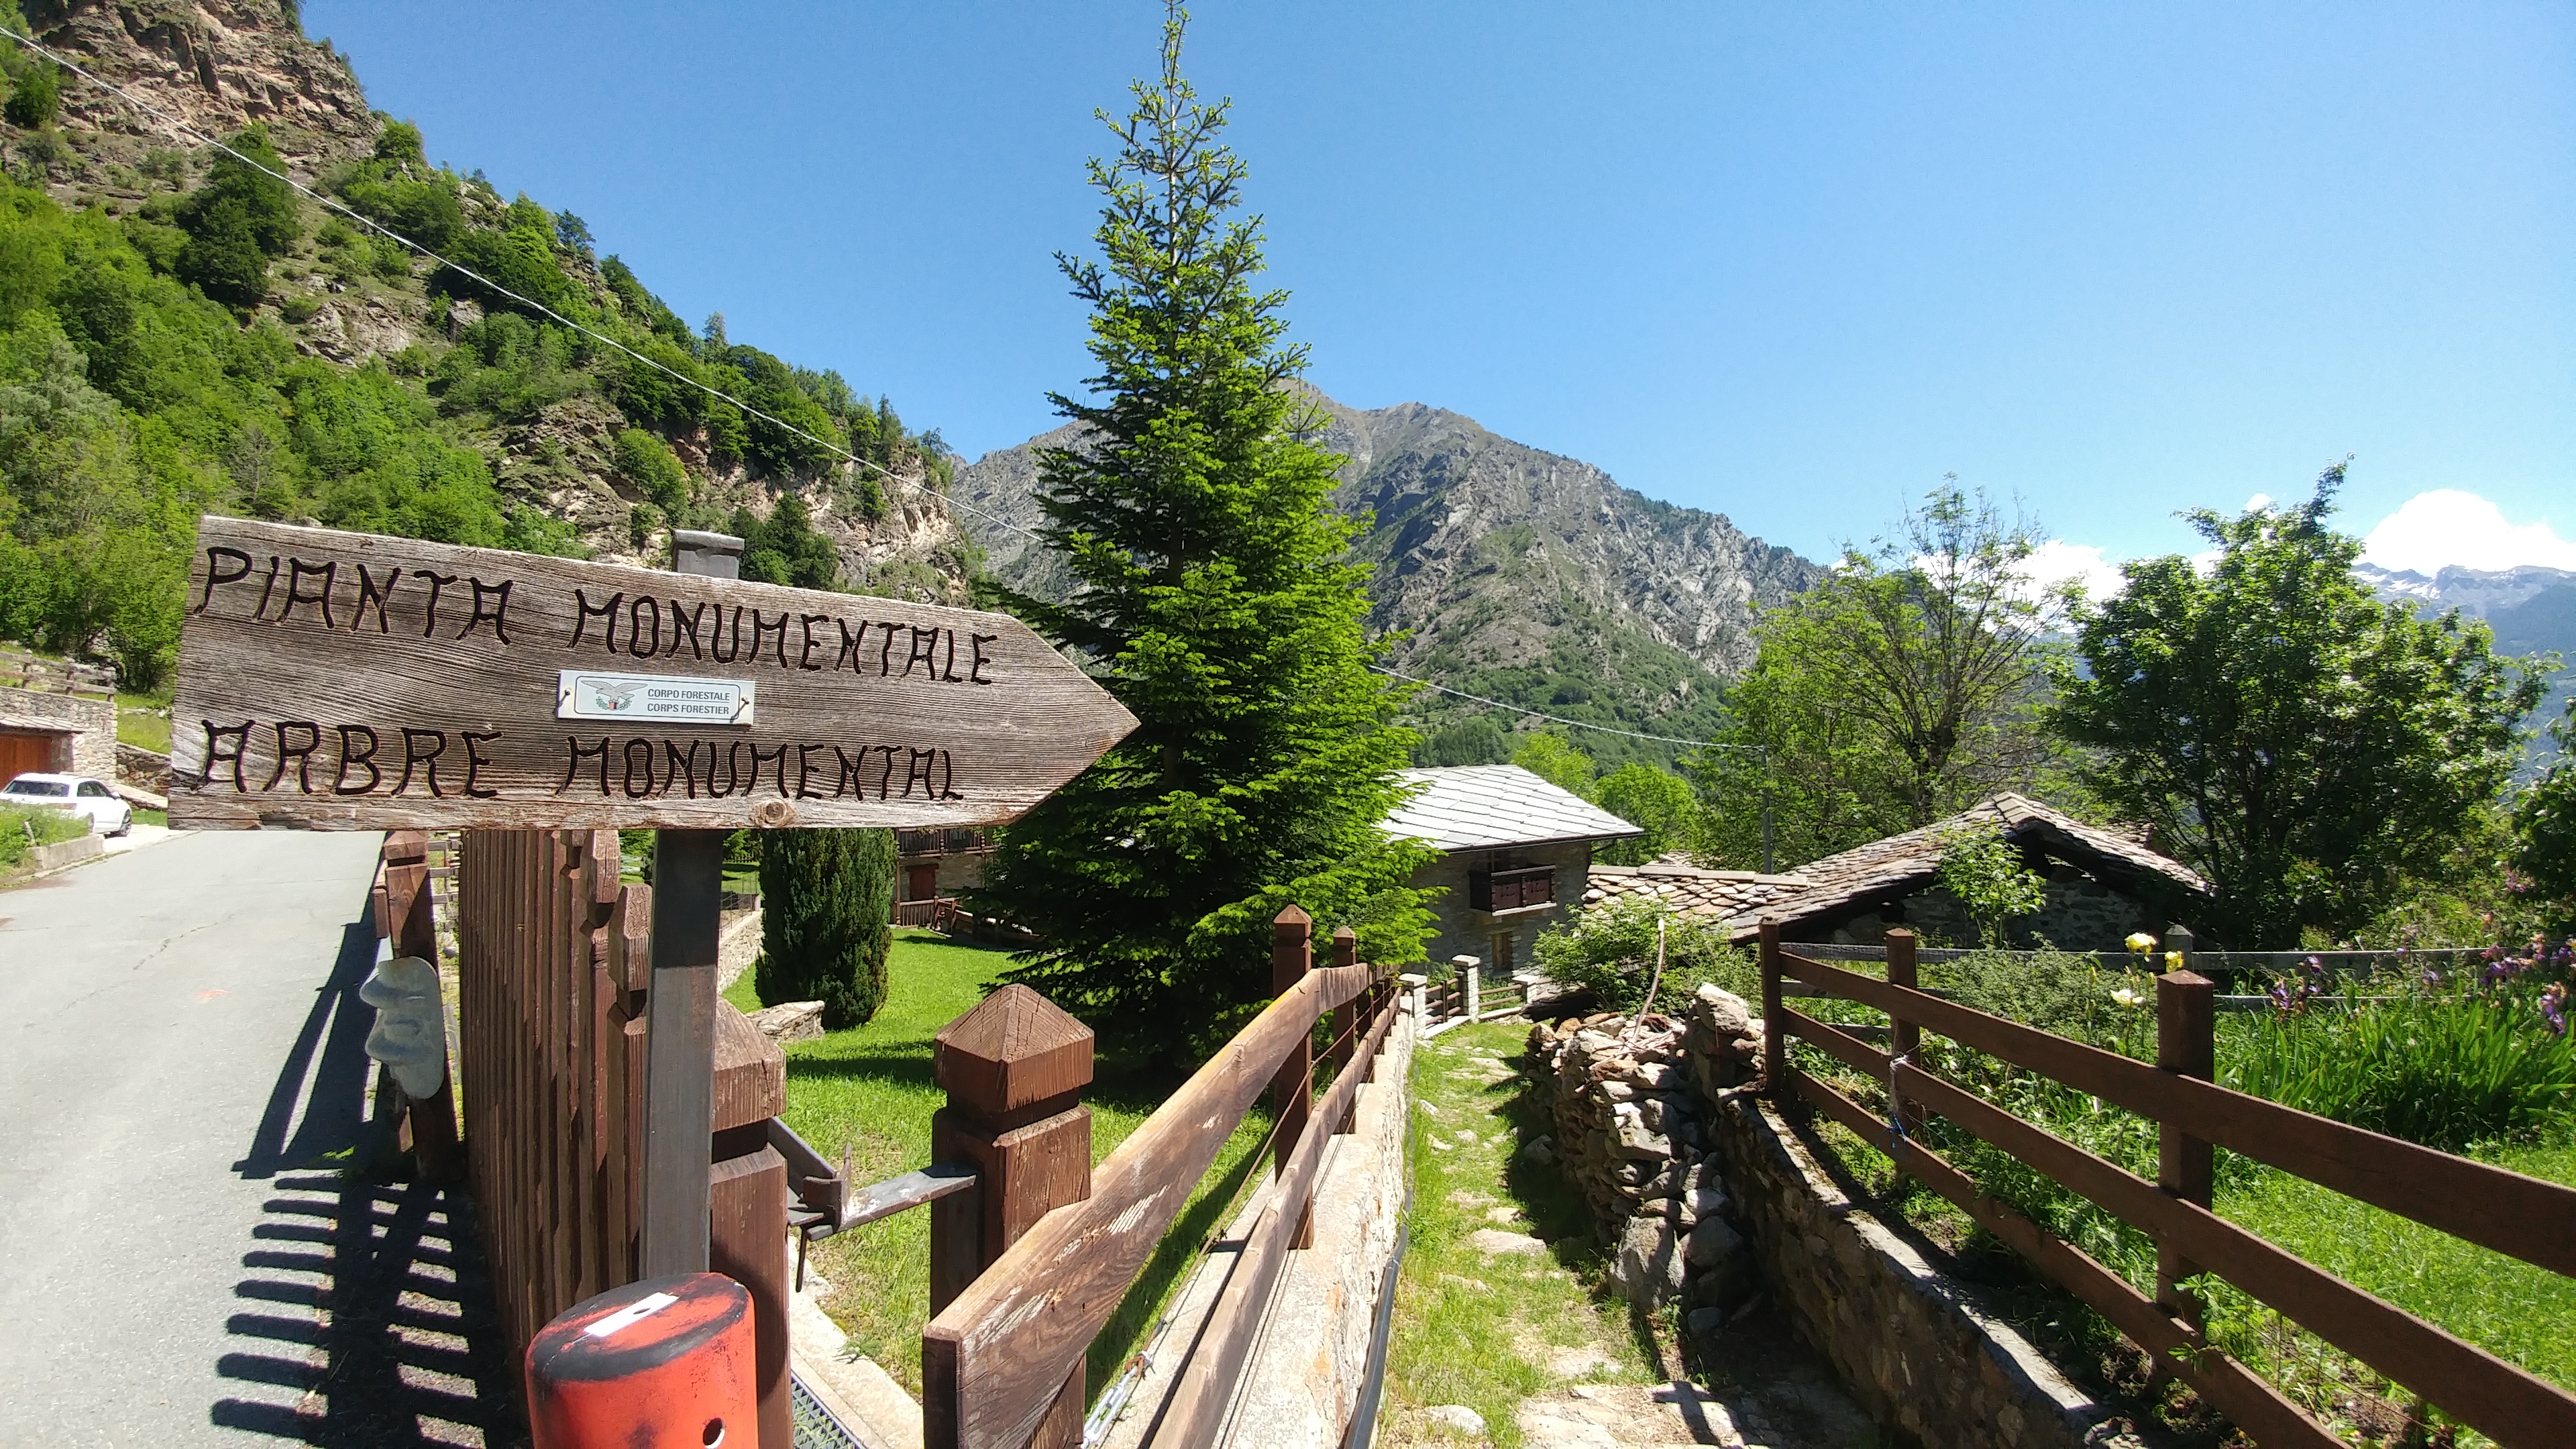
1144, 989, 1399, 1448
920, 960, 1375, 1449
170, 517, 1136, 830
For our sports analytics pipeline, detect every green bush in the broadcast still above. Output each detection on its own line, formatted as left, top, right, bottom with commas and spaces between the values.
612, 426, 689, 515
758, 828, 896, 1028
1929, 946, 2157, 1054
1532, 892, 1756, 1012
0, 800, 89, 868
2222, 990, 2576, 1151
5, 61, 59, 129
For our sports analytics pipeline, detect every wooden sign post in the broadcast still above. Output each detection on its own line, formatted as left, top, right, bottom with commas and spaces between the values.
168, 517, 1136, 830
170, 515, 1137, 1297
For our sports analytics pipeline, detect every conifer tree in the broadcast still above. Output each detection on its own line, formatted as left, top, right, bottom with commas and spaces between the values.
757, 828, 895, 1028
969, 8, 1432, 1059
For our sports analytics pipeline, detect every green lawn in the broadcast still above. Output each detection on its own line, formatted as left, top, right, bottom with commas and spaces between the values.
731, 930, 1271, 1399
2213, 1139, 2576, 1402
1381, 1021, 1666, 1445
115, 691, 171, 754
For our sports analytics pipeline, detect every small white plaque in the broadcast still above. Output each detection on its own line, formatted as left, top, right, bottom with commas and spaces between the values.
557, 669, 755, 725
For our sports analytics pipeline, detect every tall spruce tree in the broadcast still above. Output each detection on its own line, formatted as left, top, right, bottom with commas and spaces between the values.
757, 828, 895, 1028
969, 9, 1432, 1059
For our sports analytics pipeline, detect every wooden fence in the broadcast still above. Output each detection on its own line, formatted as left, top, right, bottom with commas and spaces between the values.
1760, 922, 2576, 1448
905, 906, 1401, 1449
450, 828, 802, 1445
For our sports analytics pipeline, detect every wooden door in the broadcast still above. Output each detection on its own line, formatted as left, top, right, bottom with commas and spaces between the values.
904, 863, 940, 902
0, 731, 58, 782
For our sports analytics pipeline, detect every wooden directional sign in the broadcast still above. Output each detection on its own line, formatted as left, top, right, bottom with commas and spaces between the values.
169, 517, 1136, 830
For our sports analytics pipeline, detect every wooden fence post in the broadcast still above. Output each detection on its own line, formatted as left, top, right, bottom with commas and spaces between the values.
1273, 906, 1316, 1249
1760, 918, 1788, 1099
926, 984, 1094, 1449
1885, 927, 1921, 1143
2156, 967, 2215, 1325
1330, 926, 1360, 1133
380, 831, 463, 1184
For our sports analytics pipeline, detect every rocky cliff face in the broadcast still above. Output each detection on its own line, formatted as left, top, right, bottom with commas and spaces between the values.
955, 392, 1821, 743
28, 0, 374, 169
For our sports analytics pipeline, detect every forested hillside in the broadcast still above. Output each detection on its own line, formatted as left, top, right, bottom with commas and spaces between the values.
0, 0, 973, 690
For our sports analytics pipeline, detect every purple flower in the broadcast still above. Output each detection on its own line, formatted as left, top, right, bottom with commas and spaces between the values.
2542, 985, 2568, 1038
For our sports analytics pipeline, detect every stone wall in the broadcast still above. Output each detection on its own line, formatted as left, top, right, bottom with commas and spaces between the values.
1524, 985, 2137, 1449
1523, 996, 1764, 1337
1414, 839, 1593, 975
0, 686, 115, 781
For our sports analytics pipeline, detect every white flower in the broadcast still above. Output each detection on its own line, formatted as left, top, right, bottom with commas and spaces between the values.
2110, 987, 2142, 1008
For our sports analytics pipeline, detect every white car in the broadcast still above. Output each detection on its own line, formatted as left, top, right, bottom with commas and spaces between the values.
2, 773, 133, 836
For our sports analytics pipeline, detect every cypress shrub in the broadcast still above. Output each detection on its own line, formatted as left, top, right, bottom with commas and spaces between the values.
757, 828, 895, 1028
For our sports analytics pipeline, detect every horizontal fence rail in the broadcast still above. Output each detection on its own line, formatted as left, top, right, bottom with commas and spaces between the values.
1761, 922, 2576, 1448
922, 911, 1393, 1449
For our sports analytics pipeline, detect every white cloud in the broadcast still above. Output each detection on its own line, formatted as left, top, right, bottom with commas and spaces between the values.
2360, 490, 2576, 576
2021, 539, 2128, 600
2242, 492, 2274, 513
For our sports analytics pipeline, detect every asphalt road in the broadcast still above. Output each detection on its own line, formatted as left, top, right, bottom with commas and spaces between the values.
0, 831, 516, 1446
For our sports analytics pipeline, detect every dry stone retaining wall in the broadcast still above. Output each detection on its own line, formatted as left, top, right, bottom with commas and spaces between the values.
1524, 983, 2139, 1449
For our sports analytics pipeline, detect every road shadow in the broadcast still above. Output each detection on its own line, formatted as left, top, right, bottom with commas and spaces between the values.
211, 885, 525, 1446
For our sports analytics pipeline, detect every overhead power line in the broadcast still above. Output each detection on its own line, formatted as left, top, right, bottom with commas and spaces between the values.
1368, 663, 1768, 753
0, 23, 1046, 546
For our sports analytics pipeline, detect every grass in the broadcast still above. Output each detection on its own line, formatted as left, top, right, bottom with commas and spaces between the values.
733, 928, 1271, 1400
1789, 958, 2576, 1445
2211, 1140, 2576, 1406
1380, 1020, 1667, 1446
115, 690, 170, 753
1, 800, 92, 873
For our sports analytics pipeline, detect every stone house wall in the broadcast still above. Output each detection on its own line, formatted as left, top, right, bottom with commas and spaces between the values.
1523, 987, 2137, 1449
0, 686, 116, 781
1414, 839, 1593, 978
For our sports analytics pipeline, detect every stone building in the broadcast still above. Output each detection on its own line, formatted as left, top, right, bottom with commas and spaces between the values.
1585, 791, 2209, 949
1383, 765, 1642, 975
0, 681, 117, 784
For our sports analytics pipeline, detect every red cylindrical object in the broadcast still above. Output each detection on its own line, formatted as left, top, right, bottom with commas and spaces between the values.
525, 1273, 757, 1449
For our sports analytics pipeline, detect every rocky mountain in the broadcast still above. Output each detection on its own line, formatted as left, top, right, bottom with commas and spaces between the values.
2357, 561, 2576, 764
955, 392, 1823, 767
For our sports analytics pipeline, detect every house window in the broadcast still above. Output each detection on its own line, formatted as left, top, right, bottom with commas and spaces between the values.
1470, 864, 1555, 912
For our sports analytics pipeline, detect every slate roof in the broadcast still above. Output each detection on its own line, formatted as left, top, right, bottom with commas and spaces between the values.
1383, 765, 1645, 853
1585, 791, 2209, 942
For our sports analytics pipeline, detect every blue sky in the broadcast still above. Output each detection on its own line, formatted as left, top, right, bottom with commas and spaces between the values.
305, 2, 2574, 584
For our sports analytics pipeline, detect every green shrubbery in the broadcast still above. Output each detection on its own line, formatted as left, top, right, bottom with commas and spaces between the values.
757, 828, 896, 1028
1531, 894, 1758, 1011
2223, 968, 2576, 1152
0, 800, 88, 868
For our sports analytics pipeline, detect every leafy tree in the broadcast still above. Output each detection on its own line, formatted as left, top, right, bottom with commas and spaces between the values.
968, 11, 1434, 1059
1532, 893, 1756, 1012
2051, 470, 2545, 947
5, 60, 58, 129
373, 117, 425, 166
733, 492, 838, 590
1933, 818, 2047, 946
1417, 715, 1509, 767
757, 828, 896, 1028
1511, 730, 1597, 798
613, 426, 690, 516
554, 211, 594, 253
1594, 762, 1701, 865
1693, 481, 2070, 869
2512, 696, 2576, 932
